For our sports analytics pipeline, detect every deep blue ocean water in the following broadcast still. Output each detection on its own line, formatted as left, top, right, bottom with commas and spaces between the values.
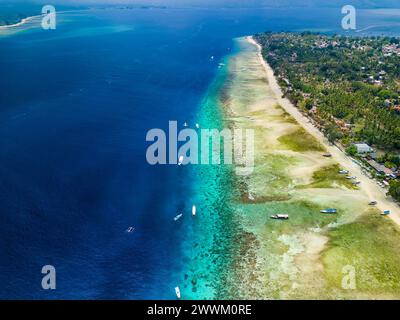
0, 6, 399, 299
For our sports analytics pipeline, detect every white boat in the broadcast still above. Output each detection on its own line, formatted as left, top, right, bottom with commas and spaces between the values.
195, 123, 200, 129
320, 208, 337, 214
192, 205, 196, 216
126, 227, 135, 233
178, 155, 184, 166
339, 170, 349, 174
248, 193, 255, 201
270, 214, 289, 220
183, 122, 188, 127
175, 286, 181, 299
174, 214, 183, 221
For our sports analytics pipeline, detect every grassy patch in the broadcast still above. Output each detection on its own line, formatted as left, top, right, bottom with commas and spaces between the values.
298, 164, 359, 190
263, 200, 338, 234
249, 154, 297, 198
322, 212, 400, 297
278, 128, 325, 152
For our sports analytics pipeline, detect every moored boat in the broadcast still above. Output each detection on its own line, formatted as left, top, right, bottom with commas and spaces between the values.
320, 208, 337, 214
270, 214, 289, 220
175, 286, 181, 299
126, 227, 135, 233
174, 214, 183, 221
192, 205, 196, 216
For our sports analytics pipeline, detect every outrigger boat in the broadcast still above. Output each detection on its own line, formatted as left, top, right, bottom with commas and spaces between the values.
174, 214, 183, 221
320, 208, 337, 214
126, 227, 135, 233
270, 214, 289, 220
175, 286, 181, 299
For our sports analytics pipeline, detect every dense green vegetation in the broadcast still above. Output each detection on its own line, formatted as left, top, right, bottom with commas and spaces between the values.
389, 180, 400, 202
254, 32, 400, 151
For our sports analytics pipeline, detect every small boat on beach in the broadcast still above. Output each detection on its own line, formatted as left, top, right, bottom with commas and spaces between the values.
323, 153, 332, 158
270, 214, 289, 220
174, 214, 183, 221
369, 201, 377, 206
339, 170, 349, 174
320, 209, 337, 214
175, 286, 181, 299
382, 210, 391, 216
192, 205, 196, 216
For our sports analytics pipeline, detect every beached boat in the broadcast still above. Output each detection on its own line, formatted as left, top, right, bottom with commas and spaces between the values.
382, 210, 391, 216
369, 201, 377, 206
175, 286, 181, 299
339, 170, 349, 174
174, 214, 183, 221
192, 205, 196, 216
320, 209, 337, 214
323, 153, 332, 157
270, 214, 289, 220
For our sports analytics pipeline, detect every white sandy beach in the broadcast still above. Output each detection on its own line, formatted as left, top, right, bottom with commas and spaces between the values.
247, 35, 400, 226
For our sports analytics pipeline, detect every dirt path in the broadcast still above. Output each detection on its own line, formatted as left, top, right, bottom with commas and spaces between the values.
247, 36, 400, 226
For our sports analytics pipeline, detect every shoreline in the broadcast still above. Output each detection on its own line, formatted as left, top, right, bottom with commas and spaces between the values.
0, 15, 41, 30
247, 35, 400, 226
